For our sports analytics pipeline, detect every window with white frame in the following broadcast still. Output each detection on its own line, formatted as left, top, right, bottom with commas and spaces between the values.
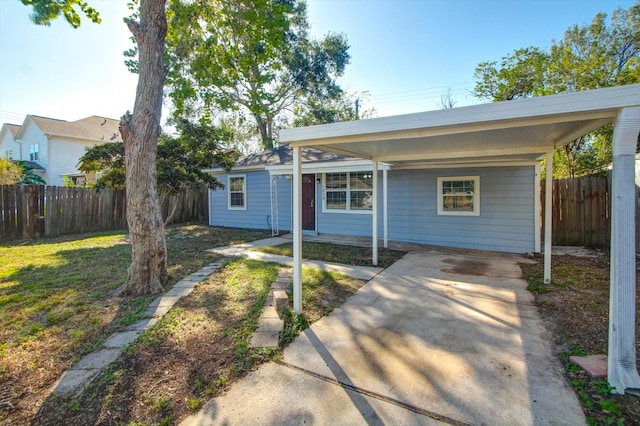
5, 149, 12, 159
324, 171, 373, 213
437, 176, 480, 216
29, 144, 39, 161
228, 175, 246, 210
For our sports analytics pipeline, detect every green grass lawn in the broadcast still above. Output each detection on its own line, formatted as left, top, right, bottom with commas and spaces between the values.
254, 241, 406, 269
0, 224, 271, 424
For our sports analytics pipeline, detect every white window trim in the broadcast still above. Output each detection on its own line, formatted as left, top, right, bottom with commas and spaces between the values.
322, 172, 373, 215
437, 175, 480, 216
227, 174, 247, 210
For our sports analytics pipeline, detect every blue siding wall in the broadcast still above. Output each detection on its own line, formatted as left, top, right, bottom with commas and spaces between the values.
209, 172, 293, 232
209, 166, 536, 253
386, 167, 535, 253
209, 171, 271, 230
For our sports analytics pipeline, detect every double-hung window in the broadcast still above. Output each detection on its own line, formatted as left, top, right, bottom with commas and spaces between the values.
228, 175, 246, 210
437, 176, 480, 216
324, 171, 373, 213
29, 144, 39, 161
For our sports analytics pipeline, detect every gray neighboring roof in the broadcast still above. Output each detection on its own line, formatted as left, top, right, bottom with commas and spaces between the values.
19, 160, 45, 171
233, 145, 360, 168
20, 115, 123, 142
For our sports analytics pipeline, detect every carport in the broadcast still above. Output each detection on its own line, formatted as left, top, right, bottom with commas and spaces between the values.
279, 84, 640, 394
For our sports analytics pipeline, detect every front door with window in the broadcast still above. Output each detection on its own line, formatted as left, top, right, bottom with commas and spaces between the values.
302, 174, 316, 231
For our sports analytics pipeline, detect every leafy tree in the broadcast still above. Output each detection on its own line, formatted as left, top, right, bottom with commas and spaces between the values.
79, 121, 234, 194
292, 92, 375, 127
159, 0, 350, 149
472, 2, 640, 178
16, 161, 47, 185
23, 0, 170, 295
0, 158, 23, 185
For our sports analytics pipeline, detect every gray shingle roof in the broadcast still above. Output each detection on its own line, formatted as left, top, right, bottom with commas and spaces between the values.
234, 146, 359, 168
26, 115, 122, 142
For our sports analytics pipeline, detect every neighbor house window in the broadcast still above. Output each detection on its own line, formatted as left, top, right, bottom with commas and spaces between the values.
324, 171, 373, 213
29, 144, 39, 161
228, 174, 246, 210
5, 149, 12, 159
437, 176, 480, 216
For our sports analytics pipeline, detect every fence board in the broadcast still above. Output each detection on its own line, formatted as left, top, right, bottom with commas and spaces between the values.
0, 186, 207, 241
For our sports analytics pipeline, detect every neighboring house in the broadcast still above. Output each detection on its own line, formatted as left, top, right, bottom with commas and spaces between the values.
206, 145, 536, 254
0, 123, 21, 160
0, 115, 122, 186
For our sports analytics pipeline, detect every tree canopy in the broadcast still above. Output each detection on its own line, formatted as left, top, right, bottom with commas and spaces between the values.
78, 121, 235, 193
472, 1, 640, 178
0, 158, 23, 185
158, 0, 350, 149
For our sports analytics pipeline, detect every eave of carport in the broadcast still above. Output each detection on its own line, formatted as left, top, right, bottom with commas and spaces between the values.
279, 83, 640, 394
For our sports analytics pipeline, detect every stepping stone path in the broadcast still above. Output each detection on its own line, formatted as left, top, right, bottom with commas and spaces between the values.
51, 259, 227, 396
249, 267, 292, 348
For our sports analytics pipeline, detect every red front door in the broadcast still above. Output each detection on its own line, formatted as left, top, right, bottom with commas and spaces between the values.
302, 174, 315, 231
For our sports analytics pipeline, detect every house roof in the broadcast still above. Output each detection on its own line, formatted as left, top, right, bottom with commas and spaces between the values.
19, 160, 45, 171
234, 145, 359, 168
4, 124, 21, 137
17, 115, 122, 143
280, 84, 640, 169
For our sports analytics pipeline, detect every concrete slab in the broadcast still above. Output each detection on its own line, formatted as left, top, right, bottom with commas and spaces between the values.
249, 331, 280, 348
570, 354, 608, 378
73, 348, 121, 370
126, 318, 159, 332
256, 318, 284, 333
172, 279, 200, 288
260, 306, 280, 319
180, 362, 446, 426
191, 249, 584, 425
165, 286, 196, 298
143, 304, 173, 318
52, 368, 102, 395
104, 331, 142, 349
148, 295, 182, 308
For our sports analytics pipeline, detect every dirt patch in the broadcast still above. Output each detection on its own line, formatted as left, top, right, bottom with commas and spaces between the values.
521, 253, 640, 424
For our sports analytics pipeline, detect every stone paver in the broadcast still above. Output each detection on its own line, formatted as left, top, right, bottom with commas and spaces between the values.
51, 259, 226, 396
570, 354, 608, 378
104, 331, 142, 349
73, 349, 121, 370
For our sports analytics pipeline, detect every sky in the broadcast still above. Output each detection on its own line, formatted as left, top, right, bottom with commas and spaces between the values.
0, 0, 636, 129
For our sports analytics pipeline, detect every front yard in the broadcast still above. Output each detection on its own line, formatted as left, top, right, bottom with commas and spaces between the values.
0, 225, 374, 425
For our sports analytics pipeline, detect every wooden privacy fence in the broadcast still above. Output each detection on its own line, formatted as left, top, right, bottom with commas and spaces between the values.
0, 185, 208, 241
541, 177, 612, 248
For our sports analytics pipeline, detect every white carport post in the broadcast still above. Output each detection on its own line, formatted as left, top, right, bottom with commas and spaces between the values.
608, 107, 640, 394
383, 168, 388, 249
372, 160, 378, 266
292, 145, 303, 314
544, 151, 553, 284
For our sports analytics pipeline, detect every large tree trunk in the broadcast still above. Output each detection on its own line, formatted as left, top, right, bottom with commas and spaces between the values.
120, 0, 168, 295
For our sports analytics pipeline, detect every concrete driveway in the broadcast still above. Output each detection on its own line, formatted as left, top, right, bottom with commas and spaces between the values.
183, 249, 584, 425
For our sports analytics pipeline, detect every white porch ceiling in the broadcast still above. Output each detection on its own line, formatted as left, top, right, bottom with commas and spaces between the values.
280, 84, 640, 167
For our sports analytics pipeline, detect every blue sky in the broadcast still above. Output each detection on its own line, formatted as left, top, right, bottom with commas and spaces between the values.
0, 0, 635, 128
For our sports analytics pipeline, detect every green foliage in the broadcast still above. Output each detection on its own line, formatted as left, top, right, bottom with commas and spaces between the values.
280, 308, 309, 346
473, 2, 640, 178
20, 0, 101, 29
0, 157, 23, 185
158, 0, 350, 149
78, 121, 236, 193
16, 161, 47, 185
293, 92, 375, 127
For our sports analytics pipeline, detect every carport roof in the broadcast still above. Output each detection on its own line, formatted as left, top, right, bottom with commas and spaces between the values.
279, 84, 640, 168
